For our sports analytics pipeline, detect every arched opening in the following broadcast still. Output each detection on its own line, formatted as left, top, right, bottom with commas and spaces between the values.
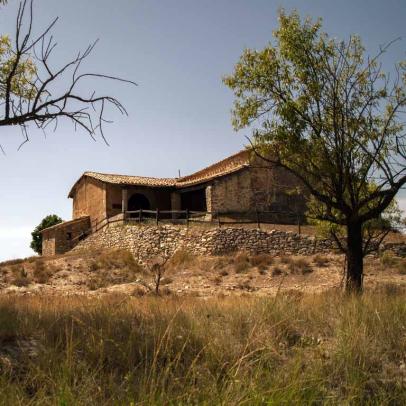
128, 193, 151, 212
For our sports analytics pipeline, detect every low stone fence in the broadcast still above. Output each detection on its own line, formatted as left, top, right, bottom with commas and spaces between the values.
72, 223, 406, 263
72, 223, 339, 263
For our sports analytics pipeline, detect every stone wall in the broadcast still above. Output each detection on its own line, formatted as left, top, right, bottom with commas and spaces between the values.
72, 177, 106, 226
72, 223, 336, 263
210, 169, 253, 212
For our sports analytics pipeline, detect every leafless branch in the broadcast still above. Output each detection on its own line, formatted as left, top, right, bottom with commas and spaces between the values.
0, 0, 137, 147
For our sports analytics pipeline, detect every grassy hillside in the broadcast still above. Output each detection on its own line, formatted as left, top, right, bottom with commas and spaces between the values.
1, 249, 406, 296
0, 291, 405, 404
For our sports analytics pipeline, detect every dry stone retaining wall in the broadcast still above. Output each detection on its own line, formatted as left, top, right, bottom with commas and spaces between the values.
73, 224, 337, 263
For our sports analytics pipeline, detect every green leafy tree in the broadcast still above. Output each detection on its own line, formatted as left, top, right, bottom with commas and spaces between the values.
224, 10, 406, 292
30, 214, 62, 255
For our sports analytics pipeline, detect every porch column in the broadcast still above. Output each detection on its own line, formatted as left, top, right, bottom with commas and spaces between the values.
122, 188, 128, 218
171, 192, 181, 219
205, 186, 213, 221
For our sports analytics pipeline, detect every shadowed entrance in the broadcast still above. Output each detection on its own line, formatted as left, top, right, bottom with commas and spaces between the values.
128, 193, 151, 212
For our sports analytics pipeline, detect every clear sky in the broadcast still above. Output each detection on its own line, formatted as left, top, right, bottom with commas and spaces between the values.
0, 0, 405, 261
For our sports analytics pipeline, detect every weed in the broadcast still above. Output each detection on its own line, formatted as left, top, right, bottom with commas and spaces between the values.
271, 266, 285, 276
250, 254, 273, 270
11, 266, 31, 287
32, 260, 52, 284
279, 255, 293, 265
0, 292, 403, 403
313, 254, 330, 267
167, 248, 194, 269
288, 258, 313, 275
160, 277, 173, 285
213, 276, 222, 285
380, 251, 398, 268
234, 252, 250, 273
237, 279, 252, 290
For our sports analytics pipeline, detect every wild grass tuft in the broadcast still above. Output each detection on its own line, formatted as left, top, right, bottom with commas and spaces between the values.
0, 291, 404, 404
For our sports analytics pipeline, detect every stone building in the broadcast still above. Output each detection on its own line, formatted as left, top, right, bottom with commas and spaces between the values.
41, 150, 306, 256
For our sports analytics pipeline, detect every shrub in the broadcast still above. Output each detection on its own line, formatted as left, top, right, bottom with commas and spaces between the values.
167, 248, 194, 269
288, 258, 313, 275
87, 277, 105, 291
89, 249, 142, 274
213, 276, 222, 285
160, 277, 173, 285
396, 263, 406, 275
11, 267, 31, 287
380, 251, 398, 268
271, 266, 284, 276
234, 252, 250, 273
237, 279, 252, 290
279, 255, 293, 265
313, 254, 329, 267
32, 260, 52, 284
86, 250, 144, 289
250, 254, 273, 270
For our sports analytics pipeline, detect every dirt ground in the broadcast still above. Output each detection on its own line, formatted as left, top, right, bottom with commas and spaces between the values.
0, 247, 405, 297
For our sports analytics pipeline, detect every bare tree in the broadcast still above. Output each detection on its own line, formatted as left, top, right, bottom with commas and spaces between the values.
146, 255, 170, 295
0, 0, 136, 148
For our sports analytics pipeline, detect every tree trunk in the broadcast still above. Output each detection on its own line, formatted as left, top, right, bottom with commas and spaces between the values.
346, 221, 363, 293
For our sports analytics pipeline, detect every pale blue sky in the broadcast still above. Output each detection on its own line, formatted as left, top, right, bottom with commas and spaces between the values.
0, 0, 405, 260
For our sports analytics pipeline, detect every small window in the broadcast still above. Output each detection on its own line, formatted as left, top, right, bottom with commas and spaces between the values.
66, 232, 72, 240
112, 203, 122, 210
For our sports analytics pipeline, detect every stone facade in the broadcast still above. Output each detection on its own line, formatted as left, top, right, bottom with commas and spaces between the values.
41, 217, 91, 256
72, 223, 336, 263
68, 151, 308, 230
73, 177, 106, 228
42, 150, 310, 256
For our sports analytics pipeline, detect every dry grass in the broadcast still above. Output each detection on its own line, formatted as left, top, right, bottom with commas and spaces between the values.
250, 253, 274, 270
313, 254, 330, 267
378, 252, 406, 276
380, 251, 398, 268
233, 252, 251, 274
89, 248, 142, 272
0, 291, 404, 404
167, 248, 195, 269
287, 258, 313, 275
32, 260, 53, 284
86, 249, 144, 290
10, 266, 31, 287
271, 266, 285, 276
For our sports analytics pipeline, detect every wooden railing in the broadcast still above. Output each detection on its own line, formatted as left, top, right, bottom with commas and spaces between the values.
124, 209, 304, 230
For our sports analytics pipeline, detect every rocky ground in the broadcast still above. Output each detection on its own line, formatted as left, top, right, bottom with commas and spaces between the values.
0, 247, 405, 297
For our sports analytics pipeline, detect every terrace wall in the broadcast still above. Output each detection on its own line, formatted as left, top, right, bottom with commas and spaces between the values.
72, 223, 336, 263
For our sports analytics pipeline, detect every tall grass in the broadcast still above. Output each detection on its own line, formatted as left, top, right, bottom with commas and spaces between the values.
0, 291, 404, 404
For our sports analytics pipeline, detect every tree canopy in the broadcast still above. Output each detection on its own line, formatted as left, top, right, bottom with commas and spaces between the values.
224, 10, 406, 292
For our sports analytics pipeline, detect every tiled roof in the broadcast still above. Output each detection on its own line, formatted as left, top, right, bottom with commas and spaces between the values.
83, 172, 176, 187
68, 150, 251, 197
177, 150, 250, 187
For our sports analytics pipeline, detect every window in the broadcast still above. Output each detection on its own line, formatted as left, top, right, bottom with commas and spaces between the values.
66, 232, 72, 240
